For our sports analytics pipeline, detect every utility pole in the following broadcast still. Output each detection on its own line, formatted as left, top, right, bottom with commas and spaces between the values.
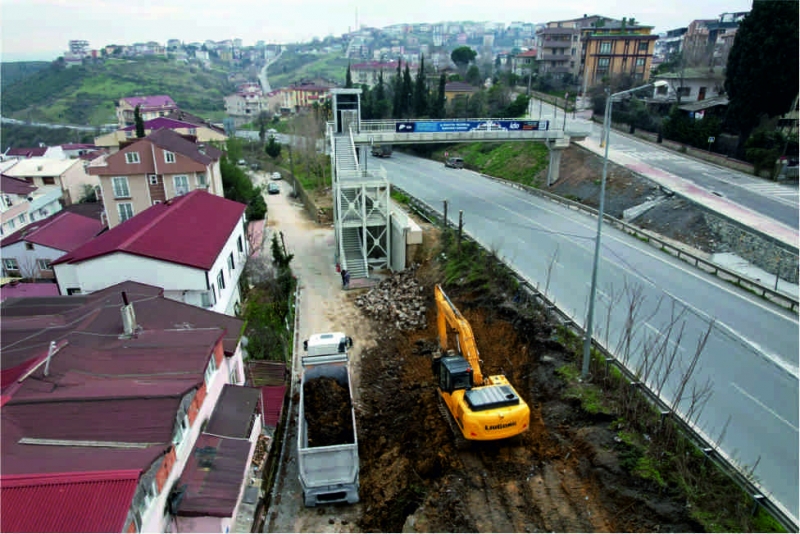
457, 210, 464, 256
287, 143, 297, 197
443, 200, 448, 231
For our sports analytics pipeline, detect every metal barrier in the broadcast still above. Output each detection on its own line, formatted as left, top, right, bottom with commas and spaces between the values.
479, 174, 799, 314
398, 188, 798, 532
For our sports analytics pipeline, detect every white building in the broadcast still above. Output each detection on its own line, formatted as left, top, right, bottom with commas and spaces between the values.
52, 190, 249, 316
3, 156, 98, 206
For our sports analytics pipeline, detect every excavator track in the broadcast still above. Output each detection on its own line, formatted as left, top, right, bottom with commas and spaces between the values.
437, 394, 470, 451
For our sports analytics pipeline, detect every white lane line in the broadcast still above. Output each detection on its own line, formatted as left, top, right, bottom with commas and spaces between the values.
731, 381, 799, 433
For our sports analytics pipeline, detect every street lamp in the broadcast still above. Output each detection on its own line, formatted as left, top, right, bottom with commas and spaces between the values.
581, 80, 668, 379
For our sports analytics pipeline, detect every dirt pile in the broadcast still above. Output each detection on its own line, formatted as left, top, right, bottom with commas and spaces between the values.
354, 265, 427, 331
303, 376, 355, 447
355, 271, 702, 533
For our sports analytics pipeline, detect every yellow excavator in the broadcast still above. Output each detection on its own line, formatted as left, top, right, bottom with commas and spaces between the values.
431, 284, 530, 442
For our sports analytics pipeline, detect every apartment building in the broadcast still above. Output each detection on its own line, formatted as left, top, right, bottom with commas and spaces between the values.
116, 95, 179, 128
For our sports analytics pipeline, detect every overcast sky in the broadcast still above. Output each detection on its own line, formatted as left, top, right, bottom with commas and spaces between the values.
2, 0, 753, 62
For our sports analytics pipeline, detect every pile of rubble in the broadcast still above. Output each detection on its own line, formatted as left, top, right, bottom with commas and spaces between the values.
354, 267, 427, 331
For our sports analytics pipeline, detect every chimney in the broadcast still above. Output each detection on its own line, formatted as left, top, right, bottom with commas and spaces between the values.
121, 291, 137, 336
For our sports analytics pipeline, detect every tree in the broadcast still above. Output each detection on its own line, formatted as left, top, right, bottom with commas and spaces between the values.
413, 55, 428, 117
465, 65, 482, 86
345, 62, 353, 88
392, 58, 403, 118
134, 105, 145, 138
451, 46, 477, 71
429, 74, 447, 119
373, 70, 391, 119
265, 135, 281, 158
725, 0, 799, 157
402, 63, 414, 117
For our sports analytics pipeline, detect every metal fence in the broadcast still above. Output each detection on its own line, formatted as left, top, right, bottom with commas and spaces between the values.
399, 187, 798, 532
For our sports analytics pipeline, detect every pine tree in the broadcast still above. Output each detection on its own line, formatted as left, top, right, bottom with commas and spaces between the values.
402, 64, 414, 117
345, 63, 353, 88
431, 74, 447, 119
392, 58, 403, 118
134, 105, 145, 138
413, 55, 428, 117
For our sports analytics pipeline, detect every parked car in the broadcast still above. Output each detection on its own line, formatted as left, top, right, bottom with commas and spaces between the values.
267, 128, 278, 134
271, 172, 282, 180
237, 159, 247, 166
267, 182, 280, 195
445, 157, 464, 169
250, 163, 260, 170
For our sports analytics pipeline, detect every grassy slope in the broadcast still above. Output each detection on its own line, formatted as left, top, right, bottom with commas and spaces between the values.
1, 61, 50, 89
2, 57, 233, 126
267, 51, 348, 88
429, 142, 550, 187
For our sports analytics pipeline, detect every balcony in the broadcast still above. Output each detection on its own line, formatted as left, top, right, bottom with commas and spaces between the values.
538, 54, 571, 63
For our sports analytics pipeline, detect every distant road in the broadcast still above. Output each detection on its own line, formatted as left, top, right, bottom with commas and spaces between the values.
0, 116, 114, 132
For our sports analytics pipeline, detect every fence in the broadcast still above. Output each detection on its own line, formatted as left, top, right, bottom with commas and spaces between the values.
399, 187, 797, 532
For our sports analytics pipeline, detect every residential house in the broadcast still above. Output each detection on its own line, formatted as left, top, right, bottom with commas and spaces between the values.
651, 66, 726, 103
579, 17, 658, 92
683, 12, 747, 67
536, 21, 581, 80
3, 145, 65, 161
512, 49, 539, 78
0, 164, 64, 236
279, 82, 334, 113
117, 95, 179, 128
52, 190, 248, 316
3, 157, 99, 206
1, 210, 104, 280
0, 280, 254, 533
224, 83, 267, 118
88, 128, 224, 227
444, 81, 479, 104
350, 61, 410, 89
655, 27, 688, 60
778, 94, 799, 137
94, 116, 227, 153
59, 143, 99, 158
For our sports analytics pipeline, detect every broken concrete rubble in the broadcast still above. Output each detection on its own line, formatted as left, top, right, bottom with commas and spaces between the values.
354, 265, 427, 331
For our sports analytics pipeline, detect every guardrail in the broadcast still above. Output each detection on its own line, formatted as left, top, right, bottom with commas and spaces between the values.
478, 173, 799, 313
397, 187, 798, 532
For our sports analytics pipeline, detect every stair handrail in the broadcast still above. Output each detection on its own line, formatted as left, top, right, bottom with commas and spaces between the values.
348, 125, 361, 176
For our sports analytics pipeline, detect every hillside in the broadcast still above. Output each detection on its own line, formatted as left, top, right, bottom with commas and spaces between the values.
267, 50, 348, 88
1, 57, 234, 126
1, 61, 50, 89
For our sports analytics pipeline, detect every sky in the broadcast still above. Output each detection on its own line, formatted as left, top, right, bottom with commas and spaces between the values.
1, 0, 754, 62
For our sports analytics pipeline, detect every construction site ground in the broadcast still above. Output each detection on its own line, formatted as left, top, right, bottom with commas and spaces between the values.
258, 146, 724, 532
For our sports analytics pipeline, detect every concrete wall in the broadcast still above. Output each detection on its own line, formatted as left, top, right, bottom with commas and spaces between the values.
60, 160, 99, 205
1, 241, 65, 278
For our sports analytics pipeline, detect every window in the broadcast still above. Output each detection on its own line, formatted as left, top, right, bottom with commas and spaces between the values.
201, 289, 215, 308
148, 174, 159, 185
112, 176, 130, 198
174, 175, 189, 195
67, 287, 82, 295
230, 363, 240, 385
638, 42, 649, 52
18, 214, 26, 224
635, 58, 645, 67
42, 177, 55, 185
118, 202, 134, 222
164, 151, 176, 163
217, 269, 225, 290
125, 130, 133, 138
125, 152, 140, 164
25, 242, 34, 250
227, 252, 235, 273
598, 58, 610, 68
172, 414, 189, 445
189, 128, 197, 135
677, 87, 691, 97
571, 47, 576, 56
3, 258, 19, 271
7, 220, 15, 230
196, 173, 207, 188
656, 85, 668, 95
237, 236, 243, 253
204, 355, 217, 385
37, 259, 52, 271
599, 41, 612, 54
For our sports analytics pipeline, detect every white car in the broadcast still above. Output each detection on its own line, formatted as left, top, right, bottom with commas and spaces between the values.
271, 172, 282, 180
267, 128, 278, 134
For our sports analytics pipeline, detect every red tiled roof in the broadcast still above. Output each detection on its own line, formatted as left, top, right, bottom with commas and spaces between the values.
60, 143, 97, 150
0, 470, 141, 533
445, 81, 479, 92
5, 147, 47, 158
261, 385, 286, 427
1, 173, 37, 195
121, 117, 198, 132
122, 95, 177, 110
176, 434, 252, 517
0, 211, 104, 250
52, 190, 246, 270
0, 281, 60, 303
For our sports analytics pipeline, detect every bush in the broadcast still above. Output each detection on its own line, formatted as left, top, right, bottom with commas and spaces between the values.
247, 193, 267, 221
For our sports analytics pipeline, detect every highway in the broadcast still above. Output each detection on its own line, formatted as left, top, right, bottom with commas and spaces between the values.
371, 150, 800, 522
528, 98, 800, 231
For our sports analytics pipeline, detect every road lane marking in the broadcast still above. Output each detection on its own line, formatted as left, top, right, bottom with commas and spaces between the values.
731, 382, 799, 432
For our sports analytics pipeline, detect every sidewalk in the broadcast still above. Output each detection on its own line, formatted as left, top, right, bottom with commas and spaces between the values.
576, 135, 799, 250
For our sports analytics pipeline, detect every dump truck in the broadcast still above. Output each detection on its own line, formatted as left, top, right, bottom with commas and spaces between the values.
297, 332, 359, 507
370, 144, 392, 158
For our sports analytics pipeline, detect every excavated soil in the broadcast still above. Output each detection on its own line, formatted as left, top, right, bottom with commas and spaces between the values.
304, 376, 355, 447
354, 266, 702, 533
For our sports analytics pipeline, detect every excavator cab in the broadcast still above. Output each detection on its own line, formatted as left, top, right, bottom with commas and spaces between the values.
432, 354, 473, 393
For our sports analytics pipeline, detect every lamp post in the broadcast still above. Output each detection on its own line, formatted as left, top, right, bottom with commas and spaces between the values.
581, 80, 667, 379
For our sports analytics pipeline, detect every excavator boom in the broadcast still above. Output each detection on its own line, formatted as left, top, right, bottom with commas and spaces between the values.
435, 284, 483, 384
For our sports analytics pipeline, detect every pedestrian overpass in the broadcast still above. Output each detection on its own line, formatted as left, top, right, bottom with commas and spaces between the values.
327, 88, 591, 281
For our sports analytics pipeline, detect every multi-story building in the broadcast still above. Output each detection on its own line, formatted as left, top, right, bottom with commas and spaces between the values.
655, 27, 688, 59
350, 60, 412, 88
279, 82, 333, 113
579, 17, 658, 92
536, 20, 581, 79
2, 157, 98, 206
224, 82, 266, 118
88, 128, 223, 228
116, 95, 179, 128
95, 115, 227, 153
52, 190, 248, 316
512, 49, 539, 78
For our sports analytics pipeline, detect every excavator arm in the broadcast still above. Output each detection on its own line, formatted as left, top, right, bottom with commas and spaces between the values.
435, 284, 484, 385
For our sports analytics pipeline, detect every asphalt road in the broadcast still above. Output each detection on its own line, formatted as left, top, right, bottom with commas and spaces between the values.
528, 99, 800, 230
372, 151, 799, 522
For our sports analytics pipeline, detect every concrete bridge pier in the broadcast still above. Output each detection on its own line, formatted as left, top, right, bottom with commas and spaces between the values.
546, 139, 569, 187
